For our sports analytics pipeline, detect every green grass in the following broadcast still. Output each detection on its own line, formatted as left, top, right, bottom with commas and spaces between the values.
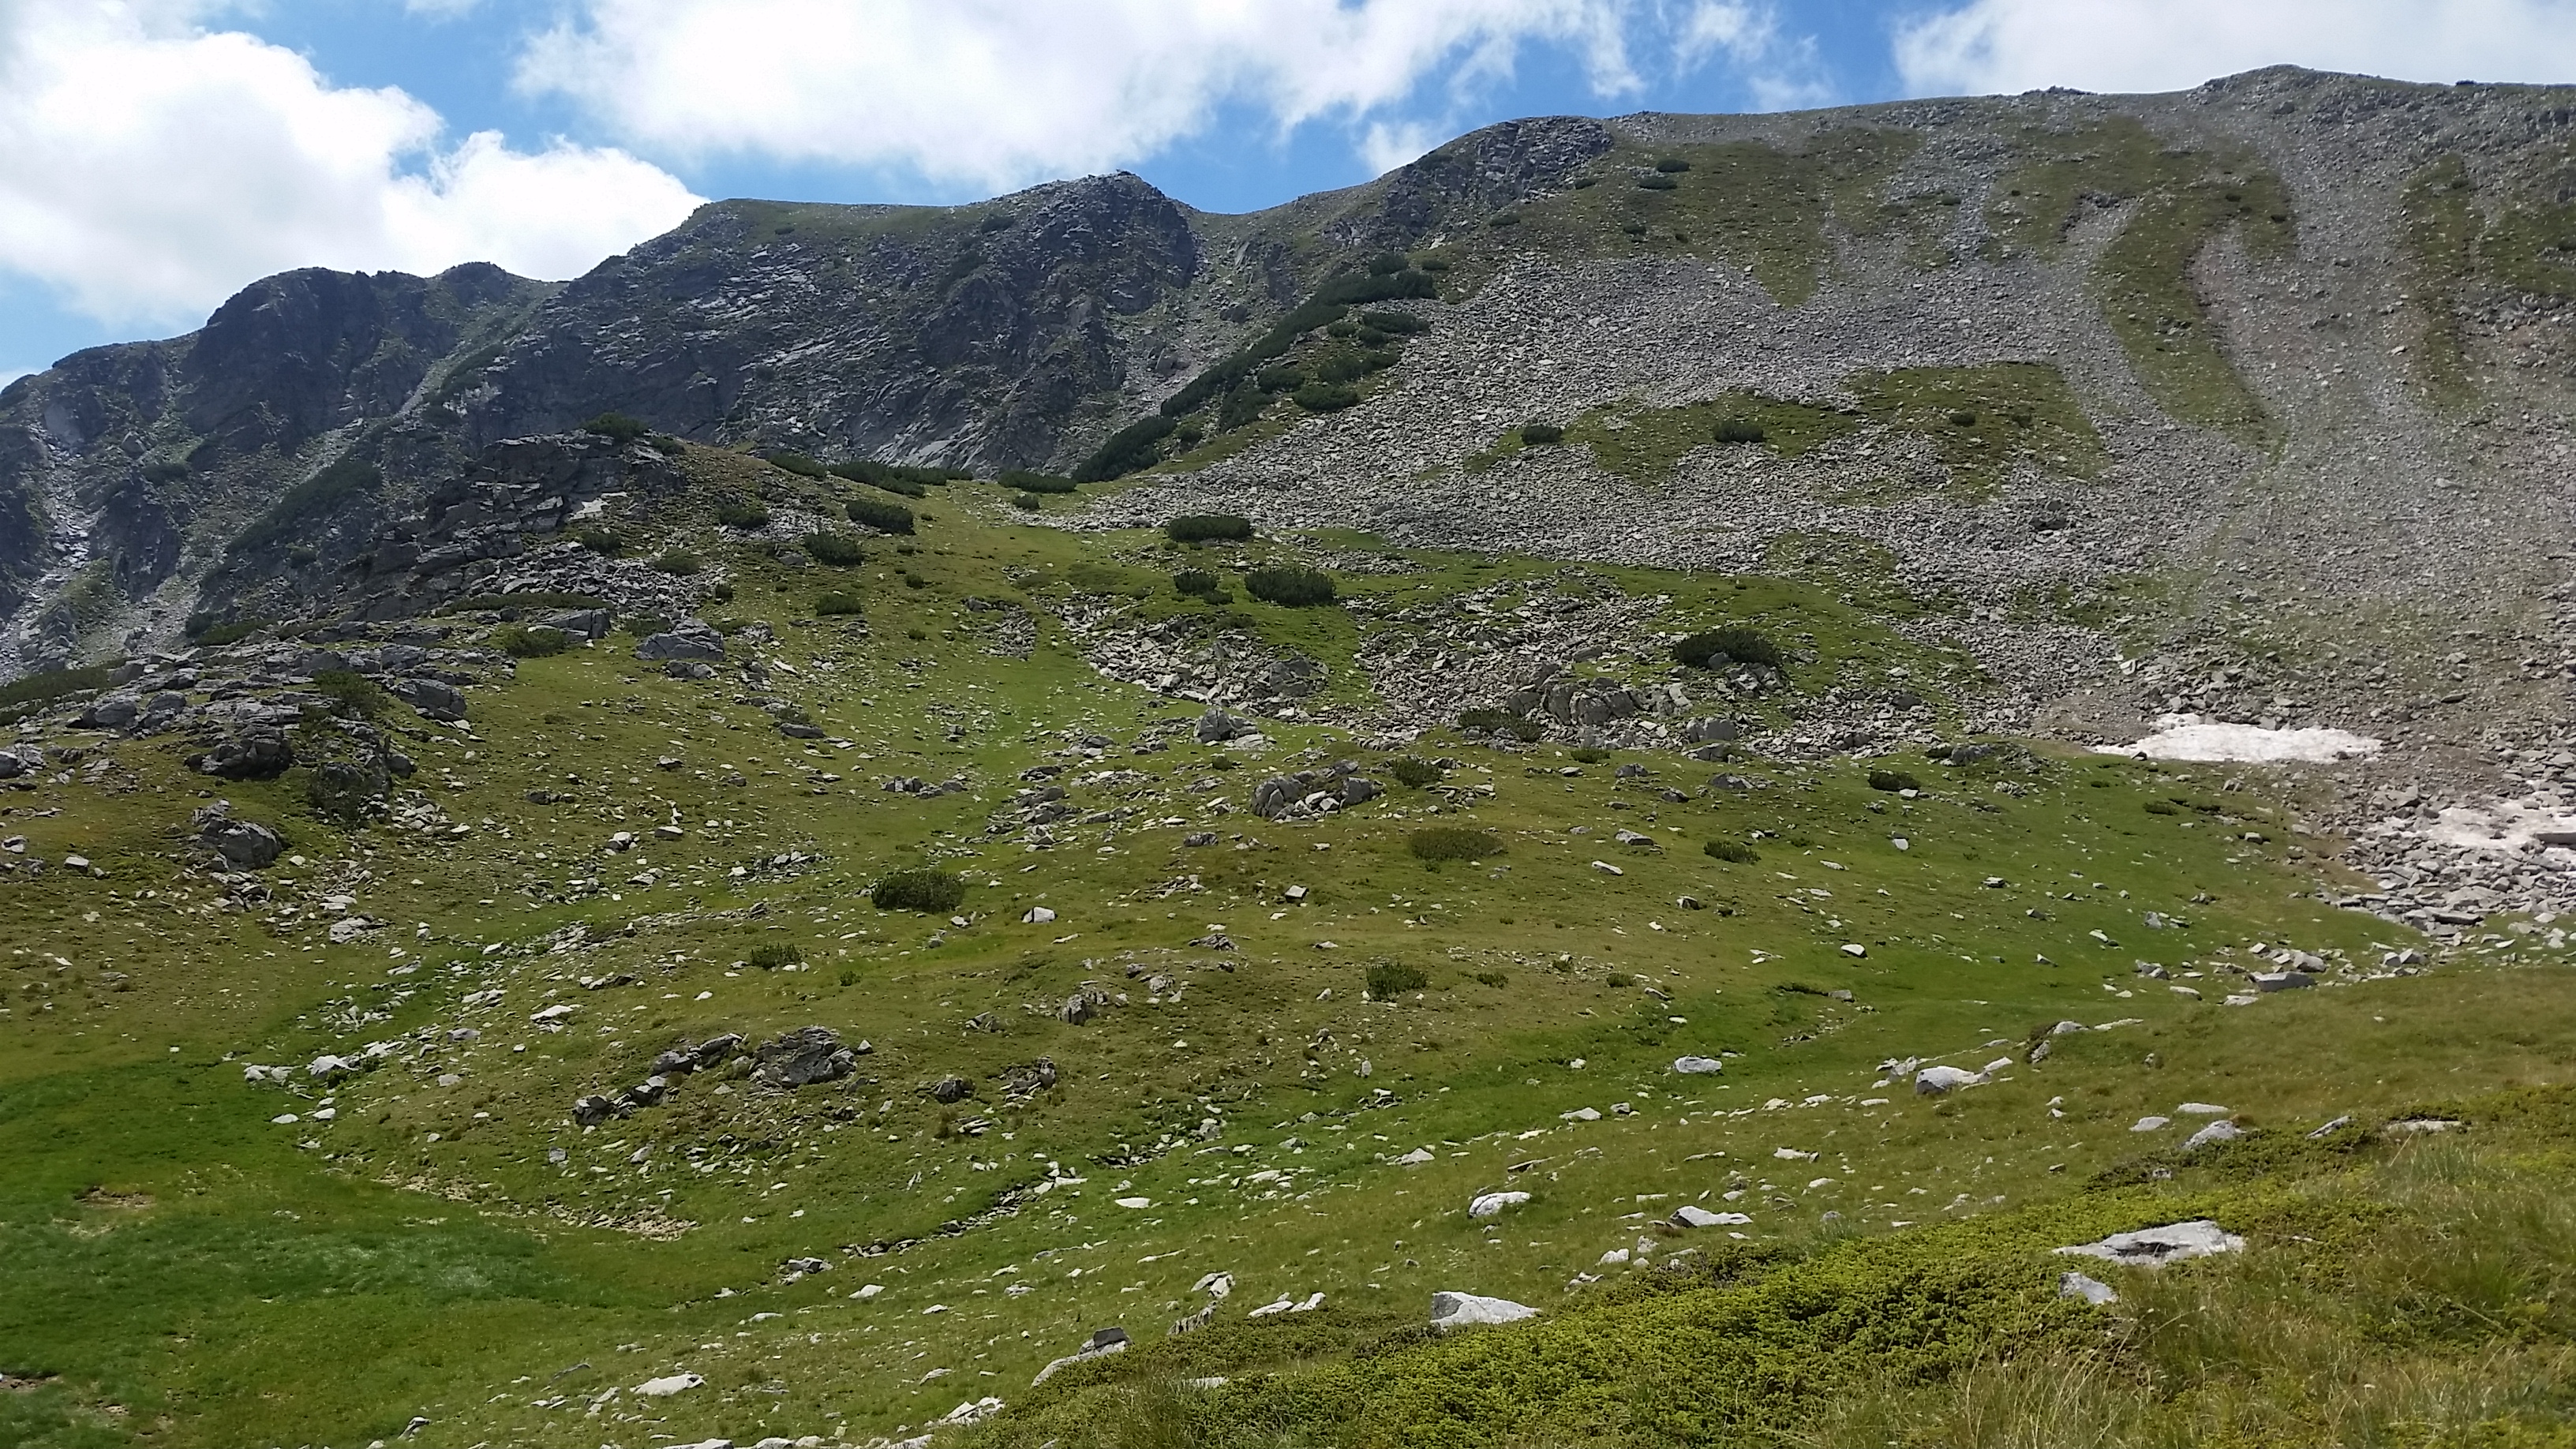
1472, 365, 2098, 497
2401, 150, 2576, 410
3, 438, 2564, 1448
1986, 118, 2294, 441
1486, 131, 1925, 306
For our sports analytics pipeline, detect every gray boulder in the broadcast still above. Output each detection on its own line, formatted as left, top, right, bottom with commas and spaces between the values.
751, 1026, 858, 1089
1195, 708, 1254, 743
2058, 1271, 2118, 1305
635, 621, 725, 661
195, 807, 284, 870
199, 727, 296, 780
1252, 775, 1302, 818
1429, 1290, 1539, 1331
2053, 1219, 2245, 1266
929, 1073, 973, 1103
307, 759, 390, 823
391, 677, 470, 721
79, 692, 142, 730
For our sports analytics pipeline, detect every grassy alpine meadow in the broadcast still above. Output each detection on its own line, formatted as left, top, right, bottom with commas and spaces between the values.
2, 450, 2571, 1447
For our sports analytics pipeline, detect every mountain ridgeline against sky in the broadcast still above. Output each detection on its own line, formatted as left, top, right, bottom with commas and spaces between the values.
3, 66, 2574, 681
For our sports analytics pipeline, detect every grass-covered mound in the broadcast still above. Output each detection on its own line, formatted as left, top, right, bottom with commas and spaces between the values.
971, 1088, 2576, 1448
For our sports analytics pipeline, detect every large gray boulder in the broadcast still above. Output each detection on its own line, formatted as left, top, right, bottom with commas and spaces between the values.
193, 804, 283, 870
391, 677, 469, 721
198, 726, 295, 780
1195, 707, 1254, 743
2054, 1219, 2245, 1267
1429, 1290, 1539, 1331
635, 621, 725, 662
751, 1026, 859, 1089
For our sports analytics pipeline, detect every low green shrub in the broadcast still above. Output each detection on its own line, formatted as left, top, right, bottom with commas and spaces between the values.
229, 455, 380, 555
829, 462, 925, 496
714, 498, 771, 529
1386, 757, 1444, 788
622, 612, 672, 638
1520, 421, 1565, 444
1166, 515, 1253, 545
1673, 627, 1784, 669
572, 526, 624, 556
1947, 410, 1978, 427
1714, 417, 1768, 444
764, 450, 828, 478
310, 669, 394, 721
582, 412, 648, 444
1654, 155, 1693, 172
1409, 827, 1503, 863
1636, 173, 1679, 190
1570, 747, 1611, 764
1073, 414, 1177, 483
871, 868, 966, 913
803, 531, 866, 566
816, 590, 866, 616
1705, 838, 1762, 864
1365, 960, 1429, 999
998, 470, 1077, 494
1357, 309, 1425, 335
0, 664, 114, 712
1471, 968, 1508, 987
1172, 569, 1223, 600
1458, 706, 1543, 742
1293, 383, 1361, 412
652, 550, 701, 575
1489, 211, 1524, 227
492, 623, 570, 657
745, 942, 804, 970
1245, 565, 1336, 606
2144, 799, 2180, 815
1868, 769, 1923, 793
1011, 494, 1043, 511
1365, 253, 1410, 275
847, 496, 916, 534
1256, 365, 1306, 393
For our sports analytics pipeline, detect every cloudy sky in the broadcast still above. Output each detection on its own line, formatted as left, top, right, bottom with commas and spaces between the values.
6, 0, 2576, 381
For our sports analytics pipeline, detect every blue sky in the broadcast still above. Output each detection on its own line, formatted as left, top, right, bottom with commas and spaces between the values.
5, 0, 2574, 382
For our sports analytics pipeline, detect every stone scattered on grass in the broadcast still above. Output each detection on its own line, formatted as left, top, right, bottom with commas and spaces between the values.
2058, 1271, 2118, 1305
1429, 1290, 1539, 1331
2054, 1219, 2245, 1266
2183, 1119, 2243, 1151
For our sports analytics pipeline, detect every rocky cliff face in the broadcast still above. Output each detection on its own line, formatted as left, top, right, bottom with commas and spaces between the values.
0, 264, 552, 674
3, 67, 2573, 713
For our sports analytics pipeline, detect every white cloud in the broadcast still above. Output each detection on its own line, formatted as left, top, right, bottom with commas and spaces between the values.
1896, 0, 2576, 99
0, 2, 702, 330
1361, 118, 1447, 177
515, 0, 1645, 189
1664, 2, 1832, 112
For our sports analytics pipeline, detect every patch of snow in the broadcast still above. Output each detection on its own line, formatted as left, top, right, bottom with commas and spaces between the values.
2096, 713, 2378, 764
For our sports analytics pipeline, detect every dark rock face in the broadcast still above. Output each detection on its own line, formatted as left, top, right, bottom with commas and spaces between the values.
0, 264, 552, 675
